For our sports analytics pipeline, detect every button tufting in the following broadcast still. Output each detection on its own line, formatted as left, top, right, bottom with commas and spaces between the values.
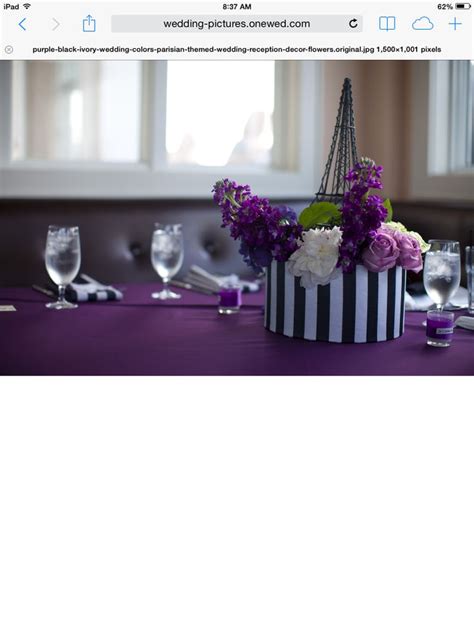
130, 242, 144, 258
203, 240, 218, 256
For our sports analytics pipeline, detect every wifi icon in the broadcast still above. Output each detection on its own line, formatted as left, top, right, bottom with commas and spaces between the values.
23, 3, 31, 8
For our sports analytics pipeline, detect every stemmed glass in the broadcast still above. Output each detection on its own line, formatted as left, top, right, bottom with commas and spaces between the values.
151, 224, 184, 300
44, 225, 81, 309
423, 240, 461, 311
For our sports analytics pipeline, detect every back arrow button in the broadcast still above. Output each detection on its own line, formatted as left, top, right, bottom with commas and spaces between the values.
52, 18, 60, 31
19, 18, 27, 31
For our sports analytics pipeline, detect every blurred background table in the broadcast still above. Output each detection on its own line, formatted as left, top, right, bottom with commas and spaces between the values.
0, 284, 472, 376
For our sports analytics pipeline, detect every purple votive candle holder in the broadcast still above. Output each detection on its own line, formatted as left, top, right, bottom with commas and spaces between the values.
218, 284, 242, 315
426, 310, 454, 348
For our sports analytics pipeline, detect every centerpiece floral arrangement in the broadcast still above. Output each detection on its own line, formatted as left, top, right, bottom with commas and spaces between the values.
212, 158, 429, 288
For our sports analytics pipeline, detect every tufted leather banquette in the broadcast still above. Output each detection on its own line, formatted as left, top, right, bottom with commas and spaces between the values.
0, 198, 472, 286
0, 199, 307, 286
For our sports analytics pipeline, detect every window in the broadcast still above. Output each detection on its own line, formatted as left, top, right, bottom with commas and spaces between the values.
428, 60, 474, 175
166, 61, 275, 168
408, 60, 473, 202
471, 62, 474, 168
0, 60, 321, 199
11, 61, 143, 163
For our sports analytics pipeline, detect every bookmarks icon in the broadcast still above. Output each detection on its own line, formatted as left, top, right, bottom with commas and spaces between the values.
379, 16, 397, 31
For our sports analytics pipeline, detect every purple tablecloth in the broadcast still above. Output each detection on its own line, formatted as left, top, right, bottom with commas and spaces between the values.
0, 284, 472, 375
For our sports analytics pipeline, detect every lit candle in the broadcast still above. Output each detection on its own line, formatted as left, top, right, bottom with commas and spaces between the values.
426, 310, 454, 348
218, 282, 242, 315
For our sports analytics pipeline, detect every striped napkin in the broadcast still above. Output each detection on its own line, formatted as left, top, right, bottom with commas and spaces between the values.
64, 274, 123, 302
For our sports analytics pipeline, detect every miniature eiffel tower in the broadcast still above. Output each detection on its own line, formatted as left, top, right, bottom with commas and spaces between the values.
314, 78, 359, 206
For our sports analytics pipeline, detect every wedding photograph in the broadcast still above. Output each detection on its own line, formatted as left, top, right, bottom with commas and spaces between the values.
0, 59, 473, 375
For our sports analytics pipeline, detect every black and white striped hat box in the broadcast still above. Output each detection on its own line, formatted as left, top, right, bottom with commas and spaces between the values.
265, 262, 407, 343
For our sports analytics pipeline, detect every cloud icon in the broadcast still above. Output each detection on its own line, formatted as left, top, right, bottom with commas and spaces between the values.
412, 16, 434, 30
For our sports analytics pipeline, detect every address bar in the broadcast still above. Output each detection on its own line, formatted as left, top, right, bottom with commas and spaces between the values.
111, 14, 363, 33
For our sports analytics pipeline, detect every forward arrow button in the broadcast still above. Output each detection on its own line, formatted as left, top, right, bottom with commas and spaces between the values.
52, 18, 60, 31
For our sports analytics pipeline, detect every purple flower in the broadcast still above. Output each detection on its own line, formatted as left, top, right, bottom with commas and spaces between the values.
273, 205, 298, 223
393, 231, 423, 273
361, 231, 399, 273
239, 242, 273, 272
338, 158, 388, 273
212, 179, 302, 274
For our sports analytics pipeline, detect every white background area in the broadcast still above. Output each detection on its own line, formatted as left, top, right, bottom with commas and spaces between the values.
0, 379, 473, 631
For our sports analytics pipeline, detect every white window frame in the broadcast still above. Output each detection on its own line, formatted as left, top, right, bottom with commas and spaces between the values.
0, 60, 322, 200
409, 60, 474, 202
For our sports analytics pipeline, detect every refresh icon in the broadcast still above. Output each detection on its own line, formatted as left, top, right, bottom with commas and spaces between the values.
349, 18, 359, 29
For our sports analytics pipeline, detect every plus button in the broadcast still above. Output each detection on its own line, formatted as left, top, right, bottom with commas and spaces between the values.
449, 18, 462, 31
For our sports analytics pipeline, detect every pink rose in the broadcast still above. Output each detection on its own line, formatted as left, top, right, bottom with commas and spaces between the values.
393, 231, 423, 273
361, 231, 400, 273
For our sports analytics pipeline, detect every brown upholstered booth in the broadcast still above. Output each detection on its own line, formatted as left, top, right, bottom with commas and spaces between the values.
0, 198, 472, 286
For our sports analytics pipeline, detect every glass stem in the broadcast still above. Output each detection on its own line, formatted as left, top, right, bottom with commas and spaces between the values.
163, 278, 170, 294
58, 285, 66, 303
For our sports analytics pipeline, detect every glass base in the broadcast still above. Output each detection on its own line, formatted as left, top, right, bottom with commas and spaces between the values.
426, 303, 464, 312
151, 289, 181, 300
218, 306, 240, 315
46, 300, 78, 310
427, 338, 451, 348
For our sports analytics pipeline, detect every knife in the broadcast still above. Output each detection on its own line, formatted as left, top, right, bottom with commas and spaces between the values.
170, 280, 215, 296
32, 284, 56, 298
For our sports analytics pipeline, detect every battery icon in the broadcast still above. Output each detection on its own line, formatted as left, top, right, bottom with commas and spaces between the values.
455, 3, 471, 8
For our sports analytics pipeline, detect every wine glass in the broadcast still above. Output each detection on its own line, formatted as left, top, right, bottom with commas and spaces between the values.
44, 225, 81, 310
151, 224, 184, 300
423, 240, 461, 311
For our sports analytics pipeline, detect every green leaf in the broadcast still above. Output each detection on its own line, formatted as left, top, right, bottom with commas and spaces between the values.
298, 202, 341, 230
383, 198, 393, 222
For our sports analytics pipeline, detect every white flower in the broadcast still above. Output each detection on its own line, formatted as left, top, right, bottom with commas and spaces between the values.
287, 227, 342, 289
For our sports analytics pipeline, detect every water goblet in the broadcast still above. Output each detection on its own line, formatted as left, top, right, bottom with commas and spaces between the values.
44, 225, 81, 310
151, 224, 184, 300
466, 246, 474, 314
423, 240, 461, 312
